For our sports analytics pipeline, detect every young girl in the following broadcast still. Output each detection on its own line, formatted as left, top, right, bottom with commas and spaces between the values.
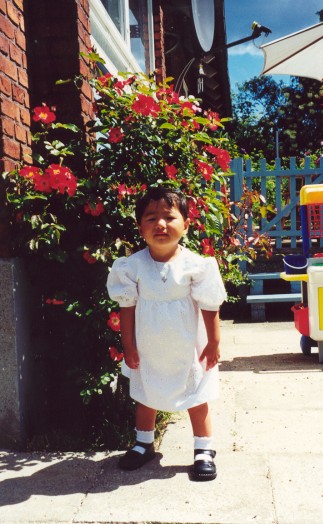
107, 187, 226, 481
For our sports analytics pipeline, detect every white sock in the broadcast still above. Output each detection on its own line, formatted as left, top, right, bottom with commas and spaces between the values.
194, 436, 214, 461
132, 429, 155, 455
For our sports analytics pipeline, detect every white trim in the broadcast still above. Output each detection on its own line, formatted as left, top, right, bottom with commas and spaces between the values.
123, 0, 131, 47
90, 0, 142, 73
147, 0, 155, 73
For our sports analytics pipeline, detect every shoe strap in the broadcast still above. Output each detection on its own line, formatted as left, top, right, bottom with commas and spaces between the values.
194, 449, 216, 458
135, 440, 154, 449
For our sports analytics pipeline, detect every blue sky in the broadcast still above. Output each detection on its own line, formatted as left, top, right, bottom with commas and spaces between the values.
224, 0, 322, 89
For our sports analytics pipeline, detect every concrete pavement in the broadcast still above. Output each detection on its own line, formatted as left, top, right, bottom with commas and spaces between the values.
0, 320, 322, 524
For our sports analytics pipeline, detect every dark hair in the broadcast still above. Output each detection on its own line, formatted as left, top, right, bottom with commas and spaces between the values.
135, 186, 189, 223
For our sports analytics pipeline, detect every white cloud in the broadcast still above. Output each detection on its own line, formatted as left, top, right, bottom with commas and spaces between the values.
228, 42, 263, 57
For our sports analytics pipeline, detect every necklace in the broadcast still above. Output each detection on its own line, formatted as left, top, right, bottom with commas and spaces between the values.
154, 260, 170, 282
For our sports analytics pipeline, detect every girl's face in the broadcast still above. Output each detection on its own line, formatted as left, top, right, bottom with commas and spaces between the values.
138, 199, 190, 257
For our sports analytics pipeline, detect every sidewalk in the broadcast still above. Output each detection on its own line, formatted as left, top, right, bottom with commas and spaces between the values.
0, 320, 322, 524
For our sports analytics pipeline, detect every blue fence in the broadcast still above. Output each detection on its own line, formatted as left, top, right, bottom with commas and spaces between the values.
229, 156, 323, 249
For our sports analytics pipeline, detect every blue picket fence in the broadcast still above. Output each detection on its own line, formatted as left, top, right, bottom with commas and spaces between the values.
229, 156, 323, 249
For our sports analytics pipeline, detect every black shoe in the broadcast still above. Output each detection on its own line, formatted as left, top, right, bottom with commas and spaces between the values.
192, 449, 217, 481
118, 442, 156, 471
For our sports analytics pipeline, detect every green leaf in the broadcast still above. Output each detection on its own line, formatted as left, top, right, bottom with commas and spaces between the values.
80, 51, 106, 64
193, 132, 212, 144
55, 79, 73, 85
52, 123, 80, 133
33, 153, 45, 164
159, 123, 176, 130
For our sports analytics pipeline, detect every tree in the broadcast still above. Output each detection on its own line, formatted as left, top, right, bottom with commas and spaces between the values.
230, 75, 322, 161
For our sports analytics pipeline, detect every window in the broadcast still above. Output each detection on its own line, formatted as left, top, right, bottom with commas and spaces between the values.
90, 0, 155, 74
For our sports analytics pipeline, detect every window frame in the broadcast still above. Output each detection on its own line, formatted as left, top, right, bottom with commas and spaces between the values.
90, 0, 155, 74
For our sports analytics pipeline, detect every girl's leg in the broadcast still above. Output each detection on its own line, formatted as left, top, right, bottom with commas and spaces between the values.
188, 402, 212, 436
188, 402, 216, 481
136, 402, 157, 431
118, 402, 157, 470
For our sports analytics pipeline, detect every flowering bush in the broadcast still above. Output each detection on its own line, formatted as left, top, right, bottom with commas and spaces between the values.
3, 68, 271, 448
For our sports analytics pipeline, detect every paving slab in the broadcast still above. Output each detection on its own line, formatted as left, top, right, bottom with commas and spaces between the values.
0, 321, 322, 524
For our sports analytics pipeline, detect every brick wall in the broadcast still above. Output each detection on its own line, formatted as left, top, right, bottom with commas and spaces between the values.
0, 0, 32, 174
0, 0, 94, 257
153, 2, 166, 85
24, 0, 94, 127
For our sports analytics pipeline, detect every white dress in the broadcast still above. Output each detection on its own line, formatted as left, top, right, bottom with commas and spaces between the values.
107, 246, 227, 412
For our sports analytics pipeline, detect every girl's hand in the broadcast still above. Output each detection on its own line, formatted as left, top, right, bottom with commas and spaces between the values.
199, 342, 220, 371
125, 347, 140, 369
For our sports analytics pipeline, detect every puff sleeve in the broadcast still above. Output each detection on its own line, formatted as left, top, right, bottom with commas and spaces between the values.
191, 257, 227, 311
107, 257, 138, 307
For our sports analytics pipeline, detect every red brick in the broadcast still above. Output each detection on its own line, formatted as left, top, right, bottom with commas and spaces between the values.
1, 98, 20, 120
21, 144, 32, 164
0, 75, 12, 96
13, 0, 23, 10
20, 106, 30, 126
18, 68, 28, 88
80, 80, 93, 101
12, 83, 27, 104
19, 12, 24, 31
0, 54, 18, 81
15, 124, 27, 143
0, 33, 9, 55
1, 158, 16, 173
7, 2, 20, 25
79, 59, 91, 78
81, 97, 93, 118
0, 0, 6, 15
77, 5, 90, 32
2, 136, 21, 159
2, 116, 15, 137
15, 28, 26, 51
9, 42, 23, 65
0, 13, 15, 38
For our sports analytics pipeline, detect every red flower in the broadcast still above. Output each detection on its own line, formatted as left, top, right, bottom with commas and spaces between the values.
205, 110, 220, 131
107, 312, 121, 332
97, 73, 113, 86
114, 76, 135, 94
214, 149, 231, 172
19, 166, 41, 179
157, 85, 180, 104
201, 238, 215, 256
108, 127, 125, 143
83, 250, 97, 264
109, 346, 124, 362
195, 160, 214, 181
205, 146, 231, 172
197, 197, 209, 212
45, 298, 65, 305
131, 94, 161, 117
204, 145, 218, 155
32, 105, 56, 124
117, 184, 136, 200
84, 199, 105, 217
188, 199, 201, 220
179, 100, 200, 114
32, 171, 52, 193
165, 164, 178, 180
45, 164, 78, 196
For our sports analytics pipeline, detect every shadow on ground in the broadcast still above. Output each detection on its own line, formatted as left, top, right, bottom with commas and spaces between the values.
220, 352, 322, 373
0, 452, 193, 507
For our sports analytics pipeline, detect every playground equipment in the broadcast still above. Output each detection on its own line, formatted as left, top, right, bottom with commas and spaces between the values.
281, 184, 323, 363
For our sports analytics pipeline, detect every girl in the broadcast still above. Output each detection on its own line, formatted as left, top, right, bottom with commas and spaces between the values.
107, 187, 226, 481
